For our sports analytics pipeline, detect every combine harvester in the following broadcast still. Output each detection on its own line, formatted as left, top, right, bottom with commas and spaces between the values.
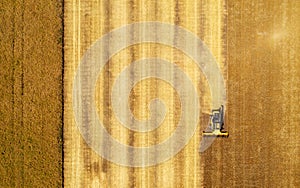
203, 105, 229, 137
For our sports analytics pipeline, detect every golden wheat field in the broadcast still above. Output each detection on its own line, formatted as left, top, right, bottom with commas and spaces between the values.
1, 0, 299, 187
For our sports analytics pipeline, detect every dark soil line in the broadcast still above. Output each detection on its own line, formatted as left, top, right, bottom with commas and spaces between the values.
10, 1, 16, 186
61, 0, 65, 187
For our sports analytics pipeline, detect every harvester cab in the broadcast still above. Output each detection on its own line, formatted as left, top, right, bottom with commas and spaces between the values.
202, 105, 229, 137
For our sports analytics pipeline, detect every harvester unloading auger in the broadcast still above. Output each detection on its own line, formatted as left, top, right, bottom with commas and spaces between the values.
202, 105, 229, 137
